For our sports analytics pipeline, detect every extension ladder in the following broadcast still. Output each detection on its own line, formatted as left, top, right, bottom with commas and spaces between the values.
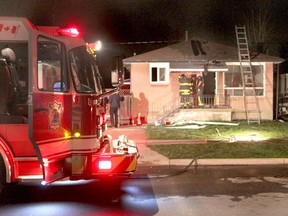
235, 25, 261, 124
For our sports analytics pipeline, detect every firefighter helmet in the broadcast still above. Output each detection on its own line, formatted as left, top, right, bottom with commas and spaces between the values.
1, 48, 16, 63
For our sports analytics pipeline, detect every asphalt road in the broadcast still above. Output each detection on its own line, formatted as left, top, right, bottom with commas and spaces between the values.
0, 165, 288, 216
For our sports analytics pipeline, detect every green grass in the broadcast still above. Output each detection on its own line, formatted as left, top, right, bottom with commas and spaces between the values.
147, 121, 288, 140
146, 121, 288, 159
148, 141, 288, 159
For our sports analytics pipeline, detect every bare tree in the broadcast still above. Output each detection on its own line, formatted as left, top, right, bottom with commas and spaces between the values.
244, 0, 276, 53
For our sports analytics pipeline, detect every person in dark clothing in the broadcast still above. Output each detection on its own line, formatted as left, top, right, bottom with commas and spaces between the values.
109, 92, 124, 127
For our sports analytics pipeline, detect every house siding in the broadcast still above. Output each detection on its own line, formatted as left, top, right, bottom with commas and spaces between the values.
130, 62, 275, 123
130, 63, 180, 123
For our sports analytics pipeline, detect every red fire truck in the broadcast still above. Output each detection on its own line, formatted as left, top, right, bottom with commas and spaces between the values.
0, 17, 138, 192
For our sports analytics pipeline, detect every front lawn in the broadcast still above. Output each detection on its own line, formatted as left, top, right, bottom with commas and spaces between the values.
147, 121, 288, 140
146, 121, 288, 159
148, 141, 288, 159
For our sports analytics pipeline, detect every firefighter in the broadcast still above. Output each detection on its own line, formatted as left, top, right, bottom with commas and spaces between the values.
1, 47, 19, 114
1, 47, 16, 62
178, 74, 192, 108
196, 76, 204, 106
45, 65, 58, 91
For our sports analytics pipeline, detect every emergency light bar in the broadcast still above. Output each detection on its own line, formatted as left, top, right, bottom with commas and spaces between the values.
57, 28, 80, 37
37, 26, 80, 37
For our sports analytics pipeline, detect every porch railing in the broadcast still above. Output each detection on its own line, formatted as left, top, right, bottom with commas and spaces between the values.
152, 94, 231, 121
190, 94, 231, 108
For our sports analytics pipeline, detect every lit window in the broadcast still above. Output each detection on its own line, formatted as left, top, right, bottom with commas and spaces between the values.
224, 64, 264, 96
149, 63, 169, 84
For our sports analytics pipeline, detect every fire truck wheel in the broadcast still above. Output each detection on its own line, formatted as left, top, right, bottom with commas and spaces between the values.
0, 155, 6, 193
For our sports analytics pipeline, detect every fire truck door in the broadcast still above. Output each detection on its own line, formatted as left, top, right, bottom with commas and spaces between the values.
32, 37, 71, 183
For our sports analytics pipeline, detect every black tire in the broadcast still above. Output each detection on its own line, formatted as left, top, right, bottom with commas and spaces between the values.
0, 155, 6, 193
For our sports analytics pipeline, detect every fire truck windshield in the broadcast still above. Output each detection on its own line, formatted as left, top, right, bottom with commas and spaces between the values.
69, 46, 102, 94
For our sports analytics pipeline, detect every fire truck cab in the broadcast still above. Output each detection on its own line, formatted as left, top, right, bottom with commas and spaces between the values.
0, 17, 138, 192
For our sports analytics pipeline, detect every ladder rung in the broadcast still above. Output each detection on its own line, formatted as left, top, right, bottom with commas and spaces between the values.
248, 121, 260, 124
244, 94, 257, 97
244, 82, 253, 85
248, 118, 259, 120
246, 101, 257, 104
247, 113, 259, 115
247, 114, 260, 117
247, 113, 260, 117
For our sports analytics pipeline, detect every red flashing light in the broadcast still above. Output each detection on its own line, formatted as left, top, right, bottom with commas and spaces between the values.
57, 28, 80, 37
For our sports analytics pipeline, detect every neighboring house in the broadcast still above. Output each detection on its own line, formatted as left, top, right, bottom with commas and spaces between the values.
278, 64, 288, 120
123, 39, 284, 124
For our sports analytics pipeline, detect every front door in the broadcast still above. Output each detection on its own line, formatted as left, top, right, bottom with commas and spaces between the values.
204, 72, 215, 95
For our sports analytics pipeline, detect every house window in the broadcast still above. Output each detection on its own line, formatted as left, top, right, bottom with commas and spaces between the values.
224, 64, 264, 96
150, 63, 169, 84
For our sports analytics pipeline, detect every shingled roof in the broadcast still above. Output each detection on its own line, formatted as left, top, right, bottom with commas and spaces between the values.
123, 39, 284, 64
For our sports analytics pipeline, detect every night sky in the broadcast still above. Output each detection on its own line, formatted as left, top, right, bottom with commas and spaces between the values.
1, 0, 288, 85
2, 0, 288, 43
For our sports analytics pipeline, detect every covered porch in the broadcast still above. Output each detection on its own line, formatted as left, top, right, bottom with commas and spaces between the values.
152, 93, 232, 123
